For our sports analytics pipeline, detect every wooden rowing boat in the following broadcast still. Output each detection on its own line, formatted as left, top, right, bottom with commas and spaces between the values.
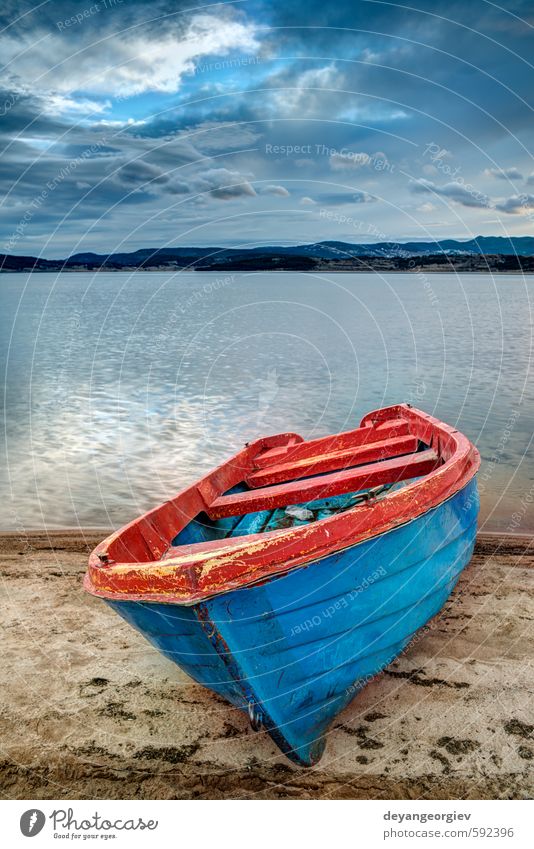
85, 404, 480, 765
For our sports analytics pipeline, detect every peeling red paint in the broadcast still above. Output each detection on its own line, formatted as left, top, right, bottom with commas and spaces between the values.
84, 405, 480, 605
246, 433, 418, 487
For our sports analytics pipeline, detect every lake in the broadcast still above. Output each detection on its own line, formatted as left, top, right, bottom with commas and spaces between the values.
1, 271, 533, 534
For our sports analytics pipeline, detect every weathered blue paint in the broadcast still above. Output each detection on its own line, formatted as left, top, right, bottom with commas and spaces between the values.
107, 476, 479, 766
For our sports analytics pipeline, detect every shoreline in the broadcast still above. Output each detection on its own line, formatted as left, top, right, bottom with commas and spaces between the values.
2, 527, 534, 545
3, 269, 534, 275
1, 530, 532, 800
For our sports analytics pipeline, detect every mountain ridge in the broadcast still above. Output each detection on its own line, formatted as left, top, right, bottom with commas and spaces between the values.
66, 236, 534, 264
1, 236, 533, 272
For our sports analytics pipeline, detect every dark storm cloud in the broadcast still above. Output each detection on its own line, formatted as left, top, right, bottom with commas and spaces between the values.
260, 0, 534, 153
0, 0, 199, 32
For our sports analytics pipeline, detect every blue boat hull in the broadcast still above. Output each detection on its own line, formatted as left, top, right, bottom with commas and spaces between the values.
107, 477, 479, 765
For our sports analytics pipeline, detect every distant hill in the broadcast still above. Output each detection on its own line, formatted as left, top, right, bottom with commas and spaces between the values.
66, 237, 534, 265
1, 236, 533, 273
301, 236, 534, 258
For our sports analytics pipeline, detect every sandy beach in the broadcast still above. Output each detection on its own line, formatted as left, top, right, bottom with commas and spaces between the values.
0, 529, 532, 800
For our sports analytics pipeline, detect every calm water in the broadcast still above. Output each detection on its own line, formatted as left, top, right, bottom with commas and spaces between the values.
1, 271, 533, 533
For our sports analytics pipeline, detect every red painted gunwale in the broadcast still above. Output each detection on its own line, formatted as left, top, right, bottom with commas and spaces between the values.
84, 405, 480, 605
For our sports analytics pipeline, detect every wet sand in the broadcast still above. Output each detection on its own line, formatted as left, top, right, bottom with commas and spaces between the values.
0, 530, 532, 800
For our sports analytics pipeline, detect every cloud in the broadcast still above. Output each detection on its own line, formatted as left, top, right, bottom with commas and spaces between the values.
318, 191, 375, 205
261, 184, 290, 196
300, 196, 316, 205
483, 167, 524, 180
198, 168, 256, 200
0, 13, 260, 98
330, 150, 391, 171
411, 179, 492, 209
183, 123, 263, 154
117, 161, 166, 184
495, 194, 534, 214
267, 64, 343, 116
114, 160, 173, 191
330, 151, 372, 170
41, 95, 112, 117
112, 158, 258, 201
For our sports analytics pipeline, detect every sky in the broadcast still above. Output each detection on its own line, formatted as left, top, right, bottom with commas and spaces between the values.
0, 0, 533, 257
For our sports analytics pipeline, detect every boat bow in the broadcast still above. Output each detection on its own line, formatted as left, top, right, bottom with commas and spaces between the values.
85, 405, 480, 605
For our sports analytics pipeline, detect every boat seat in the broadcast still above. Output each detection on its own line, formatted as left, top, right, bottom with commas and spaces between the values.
246, 433, 418, 488
253, 417, 410, 469
207, 449, 440, 520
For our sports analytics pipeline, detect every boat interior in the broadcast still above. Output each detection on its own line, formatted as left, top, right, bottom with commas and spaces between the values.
168, 484, 402, 549
163, 415, 439, 554
86, 405, 479, 602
